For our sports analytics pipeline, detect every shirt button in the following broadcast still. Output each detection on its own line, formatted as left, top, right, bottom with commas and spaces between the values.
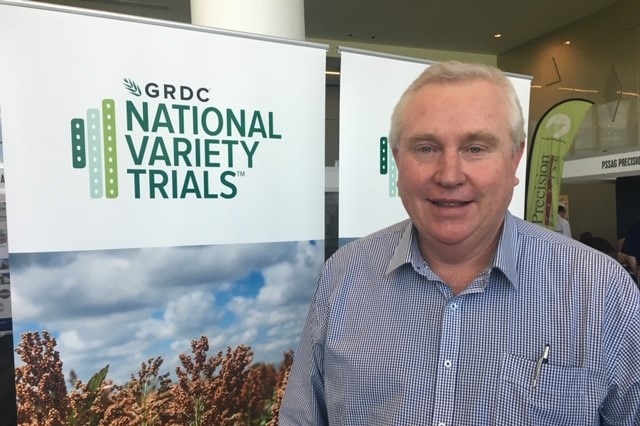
438, 422, 446, 426
450, 302, 458, 311
444, 359, 452, 368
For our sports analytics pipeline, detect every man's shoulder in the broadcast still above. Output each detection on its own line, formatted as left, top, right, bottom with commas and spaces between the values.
513, 216, 588, 251
511, 217, 638, 301
510, 215, 556, 239
328, 219, 410, 264
317, 220, 411, 298
342, 219, 409, 245
513, 216, 619, 264
359, 219, 410, 241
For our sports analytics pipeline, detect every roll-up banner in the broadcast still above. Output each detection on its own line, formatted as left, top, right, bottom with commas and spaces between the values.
0, 0, 325, 403
525, 99, 594, 229
338, 49, 532, 240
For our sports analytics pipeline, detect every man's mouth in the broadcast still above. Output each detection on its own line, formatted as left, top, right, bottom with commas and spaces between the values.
432, 200, 471, 207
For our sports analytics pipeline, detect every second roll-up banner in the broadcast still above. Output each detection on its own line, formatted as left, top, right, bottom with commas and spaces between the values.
0, 0, 326, 421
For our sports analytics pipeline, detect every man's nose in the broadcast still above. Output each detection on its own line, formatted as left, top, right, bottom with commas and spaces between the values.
434, 151, 465, 186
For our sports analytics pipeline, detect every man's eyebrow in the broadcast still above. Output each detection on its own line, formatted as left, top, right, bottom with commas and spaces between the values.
405, 131, 500, 144
406, 132, 439, 143
462, 131, 499, 144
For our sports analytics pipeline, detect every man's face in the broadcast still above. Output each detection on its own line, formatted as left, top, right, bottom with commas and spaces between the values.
392, 79, 524, 251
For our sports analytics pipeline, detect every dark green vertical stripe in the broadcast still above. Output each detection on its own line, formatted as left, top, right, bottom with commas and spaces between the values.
71, 118, 86, 168
380, 137, 388, 175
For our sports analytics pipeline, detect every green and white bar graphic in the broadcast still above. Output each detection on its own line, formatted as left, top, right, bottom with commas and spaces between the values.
70, 98, 119, 199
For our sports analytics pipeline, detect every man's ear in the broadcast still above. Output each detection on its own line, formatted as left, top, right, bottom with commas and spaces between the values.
513, 141, 525, 186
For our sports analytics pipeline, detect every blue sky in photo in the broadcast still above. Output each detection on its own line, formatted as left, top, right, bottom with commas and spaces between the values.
10, 240, 323, 385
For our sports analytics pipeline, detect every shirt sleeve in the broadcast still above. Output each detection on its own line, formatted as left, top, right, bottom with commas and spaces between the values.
279, 280, 328, 426
599, 274, 640, 424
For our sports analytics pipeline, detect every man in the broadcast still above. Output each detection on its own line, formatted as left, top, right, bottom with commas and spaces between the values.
279, 61, 640, 425
555, 205, 572, 238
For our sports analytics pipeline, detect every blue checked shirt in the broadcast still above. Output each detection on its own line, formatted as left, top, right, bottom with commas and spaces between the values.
280, 213, 640, 425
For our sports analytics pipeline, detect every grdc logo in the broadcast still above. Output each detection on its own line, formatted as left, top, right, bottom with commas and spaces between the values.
379, 137, 398, 197
123, 78, 210, 102
70, 78, 213, 200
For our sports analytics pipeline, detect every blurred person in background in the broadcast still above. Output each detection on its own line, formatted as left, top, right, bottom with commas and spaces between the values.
555, 205, 572, 238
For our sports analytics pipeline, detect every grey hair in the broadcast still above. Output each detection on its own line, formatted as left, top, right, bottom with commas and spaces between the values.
388, 61, 526, 152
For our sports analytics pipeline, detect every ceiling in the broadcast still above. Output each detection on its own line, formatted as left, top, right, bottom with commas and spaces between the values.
35, 0, 619, 55
304, 0, 619, 55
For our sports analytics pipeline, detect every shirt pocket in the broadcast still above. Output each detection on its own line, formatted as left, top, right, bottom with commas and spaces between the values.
494, 352, 599, 426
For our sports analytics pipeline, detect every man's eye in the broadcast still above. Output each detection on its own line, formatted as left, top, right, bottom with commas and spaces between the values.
467, 146, 484, 154
417, 145, 434, 153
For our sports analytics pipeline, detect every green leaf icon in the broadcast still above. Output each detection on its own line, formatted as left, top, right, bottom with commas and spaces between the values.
123, 78, 141, 96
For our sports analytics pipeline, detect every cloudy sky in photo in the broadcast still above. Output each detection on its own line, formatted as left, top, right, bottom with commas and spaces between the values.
10, 240, 323, 385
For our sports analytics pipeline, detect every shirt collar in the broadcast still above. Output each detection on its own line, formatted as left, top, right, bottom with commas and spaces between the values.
386, 220, 414, 274
385, 213, 520, 290
493, 212, 519, 290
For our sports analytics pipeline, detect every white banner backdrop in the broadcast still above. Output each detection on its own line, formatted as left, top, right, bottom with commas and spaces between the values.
338, 49, 531, 239
0, 1, 326, 253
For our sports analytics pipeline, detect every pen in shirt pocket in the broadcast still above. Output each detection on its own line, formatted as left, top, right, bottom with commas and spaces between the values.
531, 344, 550, 388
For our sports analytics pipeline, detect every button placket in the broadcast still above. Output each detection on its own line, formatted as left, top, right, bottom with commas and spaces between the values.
432, 299, 462, 426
